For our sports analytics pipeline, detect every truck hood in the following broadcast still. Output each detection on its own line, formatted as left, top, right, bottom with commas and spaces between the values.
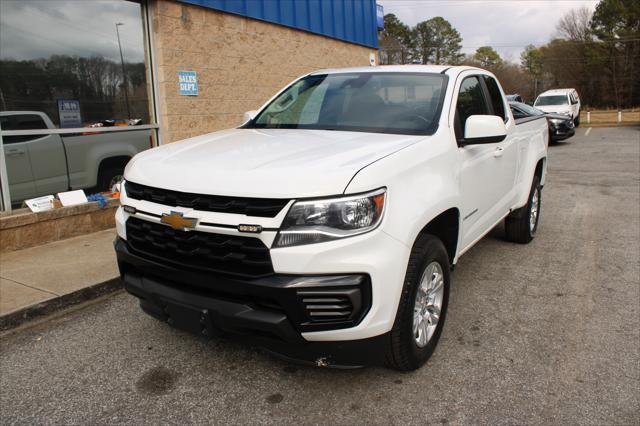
535, 105, 572, 116
125, 128, 422, 198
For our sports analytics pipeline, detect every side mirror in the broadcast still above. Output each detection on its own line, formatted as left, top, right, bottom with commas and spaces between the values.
463, 115, 507, 145
242, 110, 257, 124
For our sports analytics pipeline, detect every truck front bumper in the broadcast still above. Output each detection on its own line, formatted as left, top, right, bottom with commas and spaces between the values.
115, 238, 389, 367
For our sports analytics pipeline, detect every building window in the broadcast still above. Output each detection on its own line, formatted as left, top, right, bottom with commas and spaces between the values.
0, 0, 157, 210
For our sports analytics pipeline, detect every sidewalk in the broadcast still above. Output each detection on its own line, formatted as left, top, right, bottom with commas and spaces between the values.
0, 229, 121, 330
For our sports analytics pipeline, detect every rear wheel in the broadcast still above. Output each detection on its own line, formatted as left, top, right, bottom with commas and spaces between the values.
385, 234, 450, 371
505, 176, 541, 244
97, 167, 125, 192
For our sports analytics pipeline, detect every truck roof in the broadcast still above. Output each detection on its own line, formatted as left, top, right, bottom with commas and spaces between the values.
538, 88, 576, 96
309, 65, 485, 76
0, 110, 48, 116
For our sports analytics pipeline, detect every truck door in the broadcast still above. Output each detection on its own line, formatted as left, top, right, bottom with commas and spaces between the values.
28, 132, 68, 196
482, 75, 518, 211
0, 114, 38, 204
455, 75, 517, 250
569, 92, 579, 119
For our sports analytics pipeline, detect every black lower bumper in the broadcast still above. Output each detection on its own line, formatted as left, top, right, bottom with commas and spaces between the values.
115, 238, 386, 367
551, 126, 575, 141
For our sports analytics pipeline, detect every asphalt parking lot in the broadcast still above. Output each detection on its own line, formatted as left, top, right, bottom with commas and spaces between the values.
1, 126, 638, 425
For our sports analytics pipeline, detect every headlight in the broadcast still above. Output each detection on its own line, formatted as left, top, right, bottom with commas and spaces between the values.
274, 188, 386, 247
549, 118, 564, 125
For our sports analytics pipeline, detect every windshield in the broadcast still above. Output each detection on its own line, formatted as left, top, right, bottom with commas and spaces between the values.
535, 95, 568, 106
246, 72, 448, 135
512, 103, 545, 116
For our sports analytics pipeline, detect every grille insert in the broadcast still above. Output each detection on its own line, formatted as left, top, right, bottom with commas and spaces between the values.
125, 217, 274, 278
298, 288, 362, 323
125, 181, 289, 217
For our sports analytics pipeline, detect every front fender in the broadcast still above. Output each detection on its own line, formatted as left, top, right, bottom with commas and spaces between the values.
344, 133, 462, 261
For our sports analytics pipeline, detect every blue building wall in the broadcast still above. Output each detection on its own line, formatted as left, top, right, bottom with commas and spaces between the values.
177, 0, 379, 48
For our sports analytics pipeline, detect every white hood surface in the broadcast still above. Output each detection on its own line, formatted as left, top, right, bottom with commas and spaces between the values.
534, 105, 571, 115
125, 128, 422, 198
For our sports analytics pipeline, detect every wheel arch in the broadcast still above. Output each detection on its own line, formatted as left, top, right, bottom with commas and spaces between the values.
535, 157, 546, 187
414, 207, 460, 266
98, 155, 131, 176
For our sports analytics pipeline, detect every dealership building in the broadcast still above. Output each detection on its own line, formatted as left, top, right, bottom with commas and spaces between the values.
0, 0, 381, 246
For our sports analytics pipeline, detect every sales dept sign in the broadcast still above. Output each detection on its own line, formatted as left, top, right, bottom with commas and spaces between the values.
178, 71, 198, 96
57, 99, 82, 128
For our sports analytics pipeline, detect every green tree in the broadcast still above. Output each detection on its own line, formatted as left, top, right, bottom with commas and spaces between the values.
474, 46, 502, 68
520, 44, 544, 98
412, 17, 464, 65
379, 13, 413, 64
520, 44, 543, 76
590, 0, 640, 107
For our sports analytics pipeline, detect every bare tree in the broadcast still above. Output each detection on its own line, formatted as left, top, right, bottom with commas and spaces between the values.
557, 7, 593, 42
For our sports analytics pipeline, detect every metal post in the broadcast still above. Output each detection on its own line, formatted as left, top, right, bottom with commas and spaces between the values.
0, 125, 12, 212
587, 111, 591, 124
116, 22, 131, 120
617, 110, 622, 124
143, 0, 164, 146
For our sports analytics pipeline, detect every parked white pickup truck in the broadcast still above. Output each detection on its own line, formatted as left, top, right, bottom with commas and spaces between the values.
115, 65, 548, 370
534, 88, 581, 126
1, 111, 152, 204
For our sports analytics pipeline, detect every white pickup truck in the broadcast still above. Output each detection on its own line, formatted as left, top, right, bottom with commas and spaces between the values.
115, 65, 548, 371
1, 111, 152, 205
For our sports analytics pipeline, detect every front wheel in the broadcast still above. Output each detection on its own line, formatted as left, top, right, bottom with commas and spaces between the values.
574, 111, 581, 127
385, 234, 450, 371
505, 176, 541, 244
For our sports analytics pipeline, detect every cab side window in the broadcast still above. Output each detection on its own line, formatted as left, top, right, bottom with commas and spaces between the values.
0, 114, 47, 144
455, 76, 489, 141
483, 76, 506, 122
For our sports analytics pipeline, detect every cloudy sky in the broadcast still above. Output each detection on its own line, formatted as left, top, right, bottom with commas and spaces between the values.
379, 0, 599, 61
0, 0, 599, 65
0, 0, 145, 62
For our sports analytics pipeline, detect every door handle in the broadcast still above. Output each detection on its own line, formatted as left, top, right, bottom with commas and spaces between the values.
493, 146, 504, 158
5, 149, 25, 157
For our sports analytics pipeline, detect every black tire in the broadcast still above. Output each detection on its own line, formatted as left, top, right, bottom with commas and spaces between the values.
505, 176, 541, 244
97, 167, 125, 192
385, 234, 450, 371
574, 111, 581, 127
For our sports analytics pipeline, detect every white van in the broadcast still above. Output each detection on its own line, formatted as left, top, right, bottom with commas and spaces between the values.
534, 88, 581, 126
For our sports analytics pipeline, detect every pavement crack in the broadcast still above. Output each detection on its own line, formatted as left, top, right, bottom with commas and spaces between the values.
0, 276, 60, 297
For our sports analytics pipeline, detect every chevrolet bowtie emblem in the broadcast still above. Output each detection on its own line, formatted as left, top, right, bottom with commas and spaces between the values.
160, 211, 198, 231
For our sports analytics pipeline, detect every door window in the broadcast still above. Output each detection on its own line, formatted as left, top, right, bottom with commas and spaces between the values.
483, 76, 506, 122
455, 76, 489, 140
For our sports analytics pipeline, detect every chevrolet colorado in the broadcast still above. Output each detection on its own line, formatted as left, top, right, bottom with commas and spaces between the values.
115, 65, 548, 371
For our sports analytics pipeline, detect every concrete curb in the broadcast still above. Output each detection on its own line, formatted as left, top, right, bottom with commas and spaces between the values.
0, 278, 123, 332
